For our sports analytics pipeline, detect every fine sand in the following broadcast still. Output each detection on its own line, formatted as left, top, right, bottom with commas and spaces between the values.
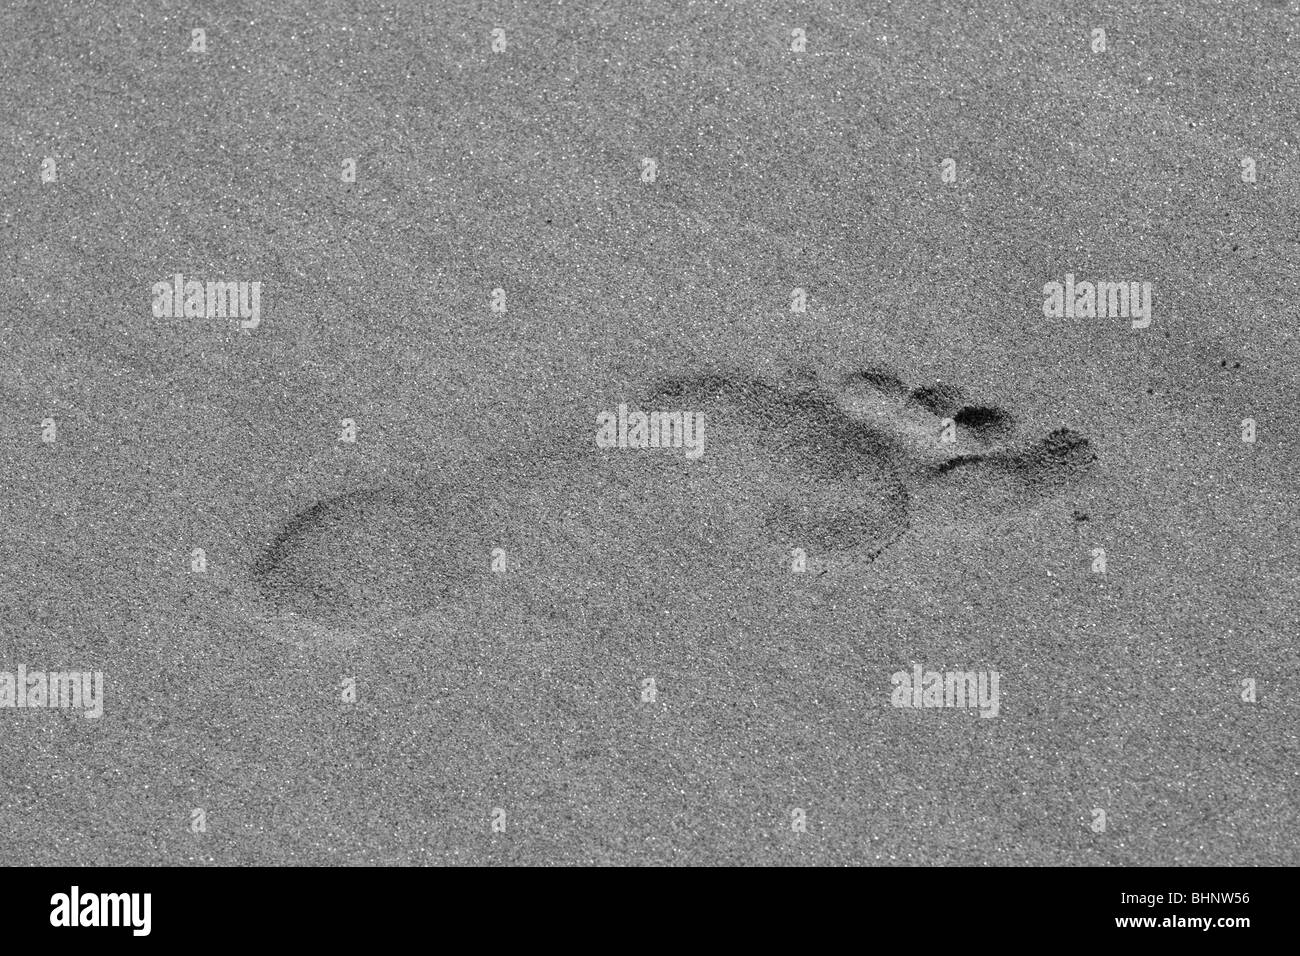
1, 0, 1297, 864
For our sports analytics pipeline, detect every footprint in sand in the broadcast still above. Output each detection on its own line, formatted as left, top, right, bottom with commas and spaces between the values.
250, 366, 1096, 628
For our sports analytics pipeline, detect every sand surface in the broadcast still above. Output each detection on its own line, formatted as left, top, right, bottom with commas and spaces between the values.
1, 0, 1297, 864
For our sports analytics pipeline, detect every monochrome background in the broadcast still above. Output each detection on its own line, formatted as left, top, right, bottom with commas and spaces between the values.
1, 0, 1297, 864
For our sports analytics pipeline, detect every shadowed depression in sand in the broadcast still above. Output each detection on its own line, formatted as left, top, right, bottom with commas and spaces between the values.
253, 367, 1098, 625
